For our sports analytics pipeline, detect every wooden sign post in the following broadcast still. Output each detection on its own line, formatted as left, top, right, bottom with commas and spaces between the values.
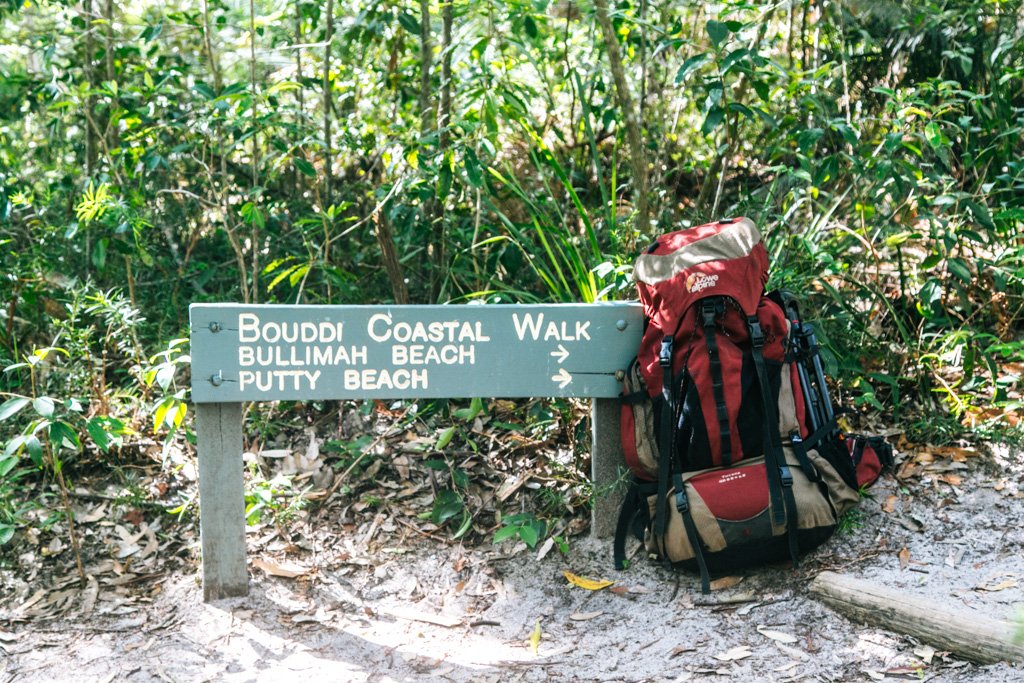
190, 303, 643, 600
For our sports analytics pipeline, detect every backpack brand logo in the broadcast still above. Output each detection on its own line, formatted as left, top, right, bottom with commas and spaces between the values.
686, 272, 720, 293
718, 471, 746, 485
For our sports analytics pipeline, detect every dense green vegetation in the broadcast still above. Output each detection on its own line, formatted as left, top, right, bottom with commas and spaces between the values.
1, 1, 1022, 552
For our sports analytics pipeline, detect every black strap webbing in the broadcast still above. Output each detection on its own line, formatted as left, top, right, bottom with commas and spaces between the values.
613, 485, 642, 570
701, 300, 732, 467
747, 315, 788, 528
802, 415, 839, 453
788, 431, 819, 481
654, 336, 675, 536
780, 466, 800, 565
673, 472, 711, 594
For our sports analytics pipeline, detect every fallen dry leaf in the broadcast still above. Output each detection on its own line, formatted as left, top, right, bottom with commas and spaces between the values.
563, 570, 614, 591
757, 625, 798, 644
937, 473, 963, 487
80, 576, 99, 615
977, 578, 1019, 592
713, 645, 753, 662
252, 557, 311, 579
709, 575, 744, 591
669, 644, 698, 658
914, 644, 936, 664
529, 619, 541, 655
569, 611, 604, 621
775, 642, 810, 661
386, 608, 462, 628
898, 547, 911, 570
882, 495, 898, 513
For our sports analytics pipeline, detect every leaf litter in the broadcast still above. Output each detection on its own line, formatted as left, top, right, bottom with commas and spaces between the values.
1, 406, 1023, 681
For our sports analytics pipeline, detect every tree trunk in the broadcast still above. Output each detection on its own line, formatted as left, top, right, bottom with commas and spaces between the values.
373, 210, 410, 305
592, 0, 649, 247
84, 0, 97, 175
322, 0, 334, 209
104, 0, 117, 152
249, 0, 261, 303
418, 0, 434, 137
430, 0, 453, 303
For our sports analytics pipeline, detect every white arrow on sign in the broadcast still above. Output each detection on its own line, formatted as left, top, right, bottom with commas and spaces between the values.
551, 367, 572, 389
550, 344, 570, 364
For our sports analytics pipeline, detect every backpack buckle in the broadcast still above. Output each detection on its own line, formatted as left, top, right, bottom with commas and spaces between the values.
748, 316, 765, 348
674, 489, 689, 514
701, 299, 725, 328
659, 336, 673, 367
779, 466, 793, 487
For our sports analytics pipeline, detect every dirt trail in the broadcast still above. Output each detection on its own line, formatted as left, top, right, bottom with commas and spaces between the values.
2, 444, 1023, 682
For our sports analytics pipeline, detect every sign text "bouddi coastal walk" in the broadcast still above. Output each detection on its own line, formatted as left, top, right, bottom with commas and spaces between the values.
190, 303, 643, 402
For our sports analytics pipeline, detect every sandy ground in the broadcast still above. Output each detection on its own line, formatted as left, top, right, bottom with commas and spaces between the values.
2, 443, 1023, 682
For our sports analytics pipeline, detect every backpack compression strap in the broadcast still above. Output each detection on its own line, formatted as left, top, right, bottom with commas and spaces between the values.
672, 471, 711, 593
701, 299, 732, 467
747, 315, 800, 564
653, 335, 675, 537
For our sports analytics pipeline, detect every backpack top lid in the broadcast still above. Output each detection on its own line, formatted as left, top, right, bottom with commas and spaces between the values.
633, 217, 768, 329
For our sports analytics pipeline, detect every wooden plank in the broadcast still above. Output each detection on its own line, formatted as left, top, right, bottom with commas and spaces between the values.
590, 398, 625, 538
196, 403, 248, 601
809, 571, 1024, 665
190, 303, 642, 402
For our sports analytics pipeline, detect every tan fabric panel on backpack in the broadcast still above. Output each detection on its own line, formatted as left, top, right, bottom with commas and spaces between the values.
624, 360, 659, 478
807, 448, 860, 516
633, 218, 762, 286
777, 354, 802, 437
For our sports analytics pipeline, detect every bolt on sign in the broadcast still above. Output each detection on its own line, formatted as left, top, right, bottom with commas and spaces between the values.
190, 304, 644, 402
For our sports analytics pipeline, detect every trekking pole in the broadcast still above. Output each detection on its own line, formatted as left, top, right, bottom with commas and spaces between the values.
802, 322, 837, 428
782, 297, 825, 432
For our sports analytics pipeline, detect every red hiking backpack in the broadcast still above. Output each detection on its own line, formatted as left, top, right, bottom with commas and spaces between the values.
614, 218, 892, 591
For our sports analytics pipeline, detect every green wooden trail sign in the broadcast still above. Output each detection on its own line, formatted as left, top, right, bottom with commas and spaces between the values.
191, 303, 644, 402
189, 302, 643, 601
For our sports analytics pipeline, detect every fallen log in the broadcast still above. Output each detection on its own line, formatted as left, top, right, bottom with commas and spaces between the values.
809, 571, 1024, 665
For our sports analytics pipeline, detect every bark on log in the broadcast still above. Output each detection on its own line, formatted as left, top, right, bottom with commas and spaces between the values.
809, 571, 1024, 665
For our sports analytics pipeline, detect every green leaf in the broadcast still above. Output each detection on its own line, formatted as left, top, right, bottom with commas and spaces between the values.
155, 363, 176, 391
92, 238, 108, 270
431, 490, 463, 525
702, 105, 724, 135
193, 82, 216, 99
518, 524, 539, 548
453, 397, 485, 422
492, 525, 520, 543
727, 102, 755, 120
397, 12, 420, 35
721, 48, 750, 74
675, 53, 712, 83
153, 396, 172, 432
947, 257, 972, 283
139, 22, 163, 42
706, 20, 730, 48
32, 396, 55, 418
0, 525, 14, 545
294, 157, 317, 178
965, 200, 995, 231
138, 246, 155, 267
25, 436, 43, 467
49, 421, 81, 452
0, 397, 30, 422
463, 148, 483, 187
436, 425, 456, 450
0, 454, 17, 477
524, 16, 538, 39
925, 121, 943, 148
